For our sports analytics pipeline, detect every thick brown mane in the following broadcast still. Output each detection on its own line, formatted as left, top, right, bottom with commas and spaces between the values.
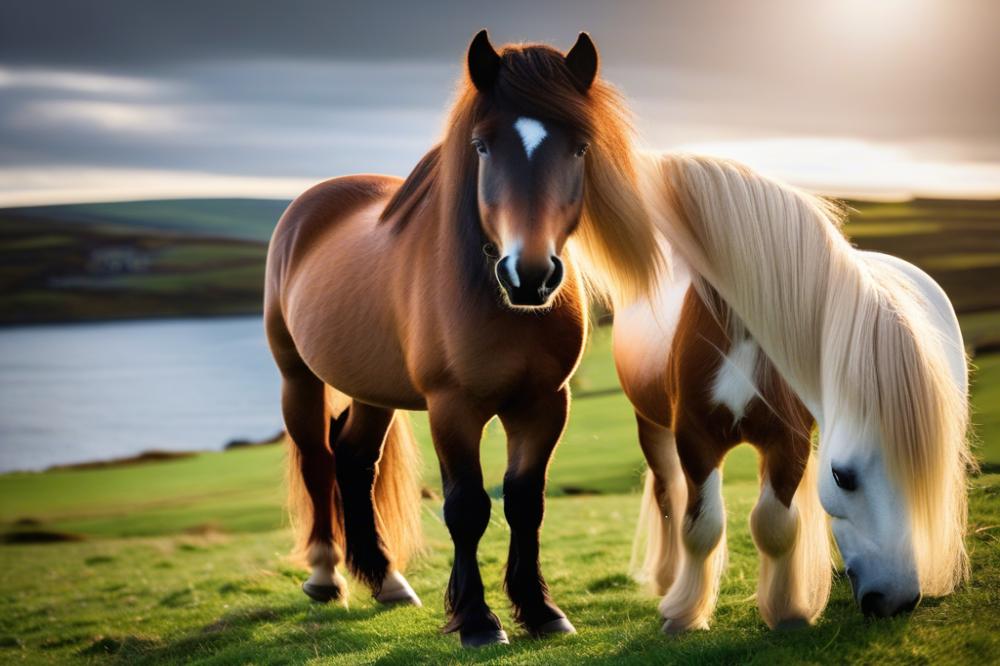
379, 145, 440, 232
379, 41, 661, 303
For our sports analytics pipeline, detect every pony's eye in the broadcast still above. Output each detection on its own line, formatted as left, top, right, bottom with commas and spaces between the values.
574, 143, 590, 158
832, 466, 858, 492
471, 139, 489, 156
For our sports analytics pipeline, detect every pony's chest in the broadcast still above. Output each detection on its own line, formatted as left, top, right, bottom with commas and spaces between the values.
437, 306, 585, 396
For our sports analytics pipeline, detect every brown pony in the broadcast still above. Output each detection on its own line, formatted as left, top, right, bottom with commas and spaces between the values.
264, 30, 659, 647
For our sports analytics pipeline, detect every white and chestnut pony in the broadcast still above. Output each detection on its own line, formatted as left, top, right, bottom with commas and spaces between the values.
265, 31, 659, 647
616, 153, 971, 631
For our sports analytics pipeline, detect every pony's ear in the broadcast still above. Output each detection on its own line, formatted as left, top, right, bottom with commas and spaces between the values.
565, 32, 598, 92
468, 29, 501, 92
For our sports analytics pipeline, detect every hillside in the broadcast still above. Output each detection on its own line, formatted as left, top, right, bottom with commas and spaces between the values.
1, 197, 999, 346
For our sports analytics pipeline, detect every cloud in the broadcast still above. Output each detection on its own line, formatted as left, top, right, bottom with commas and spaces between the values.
0, 66, 169, 96
13, 100, 186, 133
0, 16, 998, 204
0, 166, 314, 206
671, 137, 1000, 199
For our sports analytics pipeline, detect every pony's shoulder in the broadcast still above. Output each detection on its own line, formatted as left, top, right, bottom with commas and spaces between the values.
285, 174, 401, 226
267, 174, 401, 268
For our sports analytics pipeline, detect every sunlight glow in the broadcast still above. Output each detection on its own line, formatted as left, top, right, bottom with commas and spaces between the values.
0, 167, 315, 207
671, 137, 1000, 200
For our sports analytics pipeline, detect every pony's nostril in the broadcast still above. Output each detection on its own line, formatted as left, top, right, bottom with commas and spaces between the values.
545, 256, 564, 289
496, 256, 520, 289
860, 591, 888, 618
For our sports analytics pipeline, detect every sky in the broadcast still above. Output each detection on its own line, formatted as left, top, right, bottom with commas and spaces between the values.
1, 0, 999, 205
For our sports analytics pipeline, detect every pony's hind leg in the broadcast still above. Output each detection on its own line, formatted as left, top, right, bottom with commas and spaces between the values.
427, 392, 506, 648
498, 387, 575, 637
750, 438, 831, 629
658, 428, 727, 634
332, 401, 421, 607
633, 414, 686, 596
280, 368, 349, 605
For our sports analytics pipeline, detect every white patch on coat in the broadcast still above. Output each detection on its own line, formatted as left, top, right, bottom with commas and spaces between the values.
613, 247, 691, 384
710, 338, 760, 423
514, 117, 547, 159
686, 469, 725, 555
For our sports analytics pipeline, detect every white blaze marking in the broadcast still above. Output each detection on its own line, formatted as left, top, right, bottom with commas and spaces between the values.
710, 338, 760, 423
502, 237, 523, 288
514, 117, 547, 159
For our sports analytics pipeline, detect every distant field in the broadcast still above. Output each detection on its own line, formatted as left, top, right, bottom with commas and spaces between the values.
1, 197, 999, 343
844, 198, 1000, 324
0, 205, 274, 324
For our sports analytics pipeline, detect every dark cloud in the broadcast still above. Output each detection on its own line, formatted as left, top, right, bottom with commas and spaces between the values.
1, 1, 998, 200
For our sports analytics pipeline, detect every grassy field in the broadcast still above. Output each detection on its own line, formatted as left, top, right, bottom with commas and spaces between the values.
0, 199, 286, 324
0, 212, 268, 325
1, 324, 999, 664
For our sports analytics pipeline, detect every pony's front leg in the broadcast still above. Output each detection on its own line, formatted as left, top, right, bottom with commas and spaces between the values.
658, 430, 727, 633
427, 393, 507, 648
750, 444, 831, 629
498, 387, 575, 637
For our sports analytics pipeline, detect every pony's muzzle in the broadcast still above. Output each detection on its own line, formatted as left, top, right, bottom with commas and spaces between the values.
847, 567, 921, 618
859, 591, 921, 618
496, 255, 564, 307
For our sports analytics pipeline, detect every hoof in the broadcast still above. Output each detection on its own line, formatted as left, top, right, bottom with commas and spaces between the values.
774, 617, 810, 631
531, 617, 577, 637
661, 618, 709, 635
460, 629, 510, 648
375, 571, 422, 607
302, 581, 345, 604
376, 589, 422, 607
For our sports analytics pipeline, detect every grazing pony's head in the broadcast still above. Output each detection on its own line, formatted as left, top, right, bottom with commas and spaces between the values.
381, 30, 661, 308
818, 259, 972, 617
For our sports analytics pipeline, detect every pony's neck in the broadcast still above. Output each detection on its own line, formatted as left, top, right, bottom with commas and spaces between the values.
424, 186, 496, 302
647, 153, 858, 418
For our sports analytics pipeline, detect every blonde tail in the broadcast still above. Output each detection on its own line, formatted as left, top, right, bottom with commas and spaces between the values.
373, 411, 424, 570
632, 468, 686, 595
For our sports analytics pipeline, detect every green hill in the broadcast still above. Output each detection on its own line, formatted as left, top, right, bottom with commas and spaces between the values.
2, 197, 999, 343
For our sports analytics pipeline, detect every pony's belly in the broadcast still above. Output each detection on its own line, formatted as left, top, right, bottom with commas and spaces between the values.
285, 291, 425, 411
302, 339, 426, 411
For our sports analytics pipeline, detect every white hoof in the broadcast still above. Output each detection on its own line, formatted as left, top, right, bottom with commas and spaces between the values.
375, 570, 422, 607
304, 569, 349, 607
662, 617, 709, 634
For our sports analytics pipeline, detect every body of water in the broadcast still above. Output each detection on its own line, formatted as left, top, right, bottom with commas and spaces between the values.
0, 316, 283, 472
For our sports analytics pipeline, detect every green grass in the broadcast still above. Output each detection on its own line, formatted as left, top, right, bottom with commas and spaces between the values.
2, 326, 999, 664
6, 199, 289, 242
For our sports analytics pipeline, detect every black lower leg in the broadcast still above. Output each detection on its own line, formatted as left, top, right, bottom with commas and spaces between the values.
332, 407, 392, 592
503, 471, 564, 630
442, 479, 502, 636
